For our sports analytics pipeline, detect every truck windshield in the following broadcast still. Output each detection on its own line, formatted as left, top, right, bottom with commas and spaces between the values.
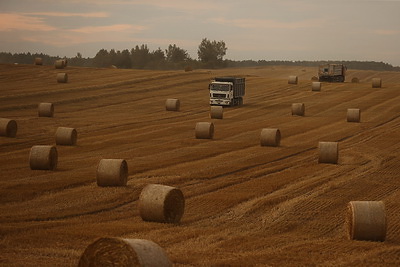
211, 84, 230, 91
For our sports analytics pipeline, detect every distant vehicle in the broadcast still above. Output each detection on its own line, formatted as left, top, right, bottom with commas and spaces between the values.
318, 64, 347, 82
209, 77, 245, 106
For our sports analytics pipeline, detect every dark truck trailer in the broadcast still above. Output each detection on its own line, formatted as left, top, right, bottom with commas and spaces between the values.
209, 77, 245, 106
318, 64, 347, 82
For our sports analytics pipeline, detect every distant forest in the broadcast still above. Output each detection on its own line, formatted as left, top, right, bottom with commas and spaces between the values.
1, 39, 399, 72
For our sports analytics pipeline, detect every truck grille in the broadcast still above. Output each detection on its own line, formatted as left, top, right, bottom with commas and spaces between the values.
213, 93, 226, 98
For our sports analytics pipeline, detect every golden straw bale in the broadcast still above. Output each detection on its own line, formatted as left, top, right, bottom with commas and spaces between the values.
165, 99, 180, 111
347, 108, 361, 123
318, 141, 338, 164
351, 77, 359, 83
0, 118, 17, 137
34, 57, 43, 65
78, 237, 172, 267
38, 103, 54, 117
195, 122, 214, 139
55, 60, 64, 69
311, 76, 318, 81
372, 78, 382, 88
291, 103, 305, 116
29, 145, 58, 170
96, 159, 128, 186
260, 128, 281, 147
57, 73, 68, 83
55, 127, 77, 146
288, 76, 298, 85
139, 184, 185, 223
312, 82, 321, 91
210, 106, 223, 119
347, 201, 386, 241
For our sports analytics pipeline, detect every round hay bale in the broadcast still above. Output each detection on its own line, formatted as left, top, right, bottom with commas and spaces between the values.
78, 237, 172, 267
55, 127, 77, 146
210, 106, 223, 119
260, 128, 281, 147
312, 82, 321, 91
165, 99, 180, 111
96, 159, 128, 187
38, 102, 54, 117
291, 103, 305, 116
184, 66, 193, 72
318, 141, 338, 164
55, 60, 64, 69
34, 57, 43, 65
347, 201, 386, 241
29, 145, 58, 170
347, 108, 361, 123
311, 76, 319, 81
139, 184, 185, 223
57, 73, 68, 83
0, 118, 17, 138
372, 78, 382, 88
195, 122, 214, 139
109, 65, 117, 69
288, 75, 298, 85
351, 77, 360, 83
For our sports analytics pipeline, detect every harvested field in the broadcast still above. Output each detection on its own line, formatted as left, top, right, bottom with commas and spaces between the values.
1, 63, 400, 266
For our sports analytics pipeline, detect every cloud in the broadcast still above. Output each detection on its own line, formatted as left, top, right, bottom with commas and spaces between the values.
70, 24, 145, 34
210, 17, 326, 30
374, 29, 399, 35
0, 13, 56, 32
23, 12, 109, 18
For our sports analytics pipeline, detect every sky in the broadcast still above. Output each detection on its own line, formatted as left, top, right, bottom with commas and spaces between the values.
0, 0, 400, 66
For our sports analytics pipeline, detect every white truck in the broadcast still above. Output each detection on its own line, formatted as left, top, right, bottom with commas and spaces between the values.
318, 64, 347, 82
209, 77, 245, 106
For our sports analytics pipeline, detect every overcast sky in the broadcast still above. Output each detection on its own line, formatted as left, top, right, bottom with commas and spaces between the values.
1, 0, 399, 66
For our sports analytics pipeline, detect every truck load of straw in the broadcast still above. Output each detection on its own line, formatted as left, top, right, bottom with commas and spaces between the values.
165, 99, 180, 111
29, 145, 58, 170
38, 103, 54, 117
288, 76, 298, 85
78, 237, 172, 267
210, 106, 223, 119
57, 73, 68, 83
55, 127, 77, 146
372, 78, 382, 88
260, 128, 281, 147
195, 122, 214, 139
0, 118, 17, 137
55, 60, 65, 69
291, 103, 305, 116
318, 141, 338, 164
139, 184, 185, 223
96, 159, 128, 186
312, 82, 321, 91
34, 57, 43, 65
351, 77, 360, 83
347, 201, 386, 241
347, 108, 361, 123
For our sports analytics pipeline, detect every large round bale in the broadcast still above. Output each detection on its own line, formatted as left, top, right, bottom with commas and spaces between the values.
347, 108, 361, 123
78, 237, 172, 267
165, 98, 180, 111
0, 118, 17, 138
57, 73, 68, 83
312, 82, 322, 91
260, 128, 281, 147
291, 103, 305, 116
318, 141, 338, 164
351, 77, 360, 83
139, 184, 185, 223
38, 102, 54, 117
195, 122, 214, 139
210, 105, 223, 119
288, 75, 298, 85
54, 60, 64, 69
347, 201, 386, 242
55, 127, 77, 146
96, 159, 128, 187
29, 145, 58, 170
372, 78, 382, 88
34, 57, 43, 65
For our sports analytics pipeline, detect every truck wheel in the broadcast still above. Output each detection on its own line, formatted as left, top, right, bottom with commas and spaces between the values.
239, 97, 243, 106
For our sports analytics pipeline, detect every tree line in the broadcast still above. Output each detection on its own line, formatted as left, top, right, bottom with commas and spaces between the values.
0, 38, 399, 71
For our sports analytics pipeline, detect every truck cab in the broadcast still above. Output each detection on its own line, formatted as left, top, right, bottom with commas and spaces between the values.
209, 77, 245, 106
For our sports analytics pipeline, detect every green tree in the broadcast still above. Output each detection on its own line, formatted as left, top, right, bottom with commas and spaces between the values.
165, 44, 190, 63
197, 38, 227, 68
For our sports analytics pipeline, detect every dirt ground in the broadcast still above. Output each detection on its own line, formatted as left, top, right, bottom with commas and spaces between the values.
1, 63, 400, 266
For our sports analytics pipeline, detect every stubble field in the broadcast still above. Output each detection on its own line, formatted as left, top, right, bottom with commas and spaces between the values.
1, 63, 400, 266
